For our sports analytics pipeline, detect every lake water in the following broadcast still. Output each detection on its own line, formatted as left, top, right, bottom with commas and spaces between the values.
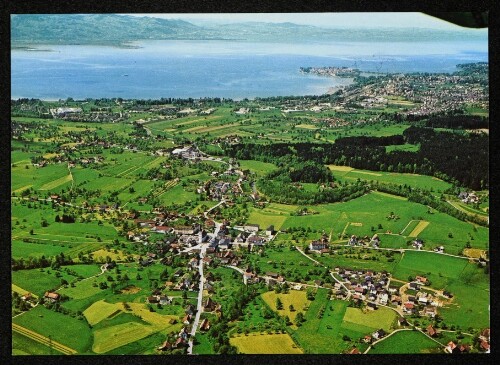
11, 39, 488, 100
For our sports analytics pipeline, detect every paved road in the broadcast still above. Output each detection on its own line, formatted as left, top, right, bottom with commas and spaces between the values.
187, 222, 221, 354
187, 241, 207, 355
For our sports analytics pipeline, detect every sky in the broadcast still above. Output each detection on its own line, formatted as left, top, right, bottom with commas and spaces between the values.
125, 12, 479, 30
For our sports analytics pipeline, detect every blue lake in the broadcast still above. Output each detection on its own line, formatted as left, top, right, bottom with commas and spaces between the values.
11, 39, 488, 100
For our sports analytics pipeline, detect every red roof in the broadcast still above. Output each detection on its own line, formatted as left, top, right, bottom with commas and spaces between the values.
481, 340, 490, 350
427, 325, 437, 336
404, 302, 414, 309
44, 292, 60, 300
416, 275, 428, 283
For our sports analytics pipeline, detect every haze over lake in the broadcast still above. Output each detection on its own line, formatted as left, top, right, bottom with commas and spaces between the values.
11, 39, 487, 100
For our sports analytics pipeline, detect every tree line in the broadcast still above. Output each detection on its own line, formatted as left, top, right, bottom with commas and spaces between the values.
224, 126, 488, 190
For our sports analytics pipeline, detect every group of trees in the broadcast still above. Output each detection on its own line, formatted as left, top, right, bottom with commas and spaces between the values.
373, 181, 487, 227
225, 126, 488, 190
11, 252, 75, 271
266, 161, 334, 184
256, 178, 368, 205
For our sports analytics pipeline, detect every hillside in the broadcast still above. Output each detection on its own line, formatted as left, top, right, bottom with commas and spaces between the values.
11, 14, 487, 46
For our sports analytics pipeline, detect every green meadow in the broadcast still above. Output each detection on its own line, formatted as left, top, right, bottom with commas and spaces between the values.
239, 160, 277, 176
12, 331, 64, 355
13, 305, 93, 353
368, 330, 442, 354
328, 165, 452, 192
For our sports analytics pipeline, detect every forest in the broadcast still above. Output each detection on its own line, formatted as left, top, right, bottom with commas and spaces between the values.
224, 127, 488, 190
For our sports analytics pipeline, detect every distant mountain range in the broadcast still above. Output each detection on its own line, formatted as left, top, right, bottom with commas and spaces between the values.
11, 14, 487, 46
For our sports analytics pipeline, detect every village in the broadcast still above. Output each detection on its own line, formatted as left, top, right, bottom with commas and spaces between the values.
13, 142, 489, 355
11, 63, 489, 355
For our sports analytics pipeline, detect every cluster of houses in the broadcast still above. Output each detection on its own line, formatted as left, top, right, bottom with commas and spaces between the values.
335, 268, 391, 306
199, 180, 242, 201
213, 135, 242, 145
458, 191, 480, 204
412, 239, 424, 250
442, 328, 490, 354
356, 70, 488, 117
43, 291, 60, 303
157, 303, 217, 352
171, 146, 201, 160
347, 234, 381, 248
401, 276, 443, 318
29, 154, 106, 170
50, 107, 126, 122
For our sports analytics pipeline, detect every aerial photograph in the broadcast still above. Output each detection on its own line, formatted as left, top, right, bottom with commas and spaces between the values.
10, 12, 489, 356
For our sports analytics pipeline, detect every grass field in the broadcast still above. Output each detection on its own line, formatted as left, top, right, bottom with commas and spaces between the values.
193, 332, 215, 354
157, 183, 197, 206
261, 290, 310, 322
291, 292, 367, 354
230, 333, 303, 354
342, 307, 397, 332
239, 159, 277, 176
247, 208, 288, 230
12, 269, 62, 297
83, 300, 123, 325
327, 165, 451, 191
392, 251, 470, 288
12, 239, 70, 259
408, 221, 430, 237
385, 144, 420, 153
91, 249, 132, 262
369, 330, 442, 354
12, 331, 64, 355
276, 192, 487, 252
92, 322, 156, 354
13, 305, 93, 353
11, 284, 38, 298
439, 279, 489, 329
91, 302, 180, 353
11, 163, 72, 193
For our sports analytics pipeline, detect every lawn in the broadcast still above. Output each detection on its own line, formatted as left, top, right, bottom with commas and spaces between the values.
292, 289, 371, 354
376, 234, 407, 249
342, 306, 397, 332
230, 333, 303, 354
12, 331, 64, 355
83, 300, 123, 325
279, 192, 488, 252
12, 239, 70, 259
261, 290, 310, 322
368, 329, 442, 354
316, 250, 402, 274
157, 183, 198, 206
91, 248, 133, 262
385, 144, 420, 153
251, 247, 323, 283
92, 322, 157, 354
66, 264, 102, 278
91, 302, 180, 354
12, 269, 62, 297
439, 272, 490, 329
327, 165, 451, 191
392, 251, 470, 288
247, 208, 288, 230
193, 332, 215, 354
12, 305, 93, 353
239, 160, 278, 176
60, 285, 109, 312
408, 221, 430, 237
11, 163, 72, 193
